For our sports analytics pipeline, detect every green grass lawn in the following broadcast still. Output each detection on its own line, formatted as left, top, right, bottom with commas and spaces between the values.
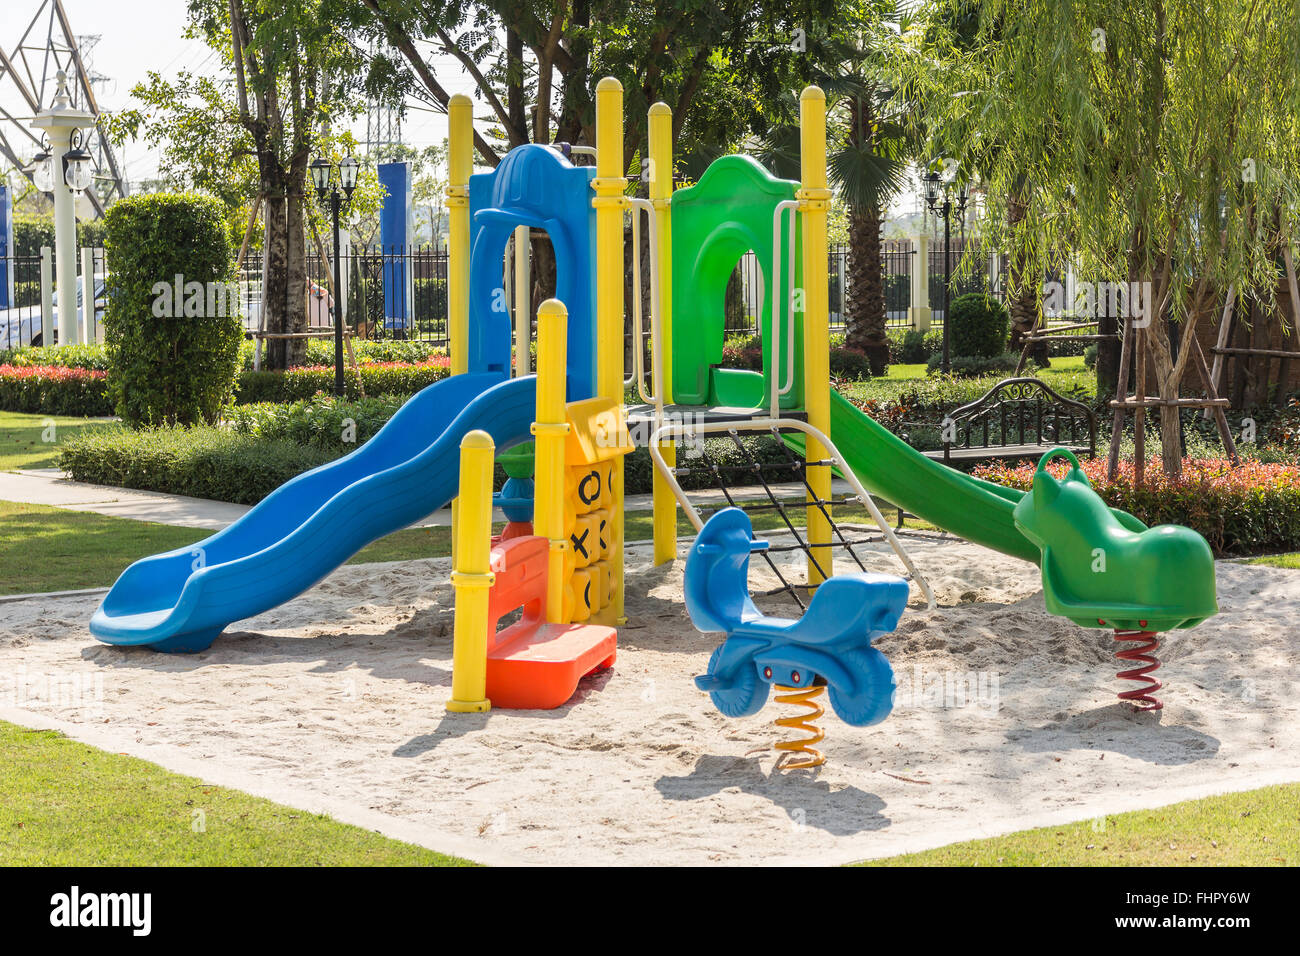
0, 410, 114, 472
2, 494, 928, 597
1246, 553, 1300, 569
0, 500, 467, 595
839, 354, 1094, 405
860, 783, 1300, 866
0, 721, 473, 866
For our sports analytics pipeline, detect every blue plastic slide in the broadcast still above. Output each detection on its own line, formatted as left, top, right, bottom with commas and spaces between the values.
90, 373, 537, 653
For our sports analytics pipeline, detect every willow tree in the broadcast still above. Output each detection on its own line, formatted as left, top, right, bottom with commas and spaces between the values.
903, 0, 1300, 477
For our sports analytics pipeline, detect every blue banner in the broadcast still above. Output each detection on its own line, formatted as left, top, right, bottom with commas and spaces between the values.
378, 162, 412, 333
0, 185, 11, 309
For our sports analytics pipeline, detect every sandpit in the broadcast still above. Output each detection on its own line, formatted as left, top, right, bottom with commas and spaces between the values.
2, 534, 1297, 866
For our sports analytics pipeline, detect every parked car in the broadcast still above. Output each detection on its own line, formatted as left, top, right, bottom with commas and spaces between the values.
0, 276, 107, 348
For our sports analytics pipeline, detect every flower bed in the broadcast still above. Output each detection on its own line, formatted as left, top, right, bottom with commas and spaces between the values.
235, 357, 451, 403
0, 363, 113, 416
974, 456, 1300, 556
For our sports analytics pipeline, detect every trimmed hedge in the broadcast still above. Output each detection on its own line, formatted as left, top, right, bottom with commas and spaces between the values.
228, 394, 405, 451
103, 192, 243, 426
234, 358, 451, 403
717, 338, 872, 382
949, 293, 1010, 359
58, 424, 337, 505
0, 344, 111, 371
926, 350, 1020, 377
0, 364, 113, 416
237, 337, 449, 371
974, 456, 1300, 557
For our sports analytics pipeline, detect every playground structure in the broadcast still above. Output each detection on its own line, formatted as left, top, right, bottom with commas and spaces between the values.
89, 75, 1219, 741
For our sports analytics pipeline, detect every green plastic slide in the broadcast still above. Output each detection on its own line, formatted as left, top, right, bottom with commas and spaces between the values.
775, 381, 1216, 630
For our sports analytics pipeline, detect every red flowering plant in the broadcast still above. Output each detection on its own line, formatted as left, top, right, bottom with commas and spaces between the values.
974, 455, 1300, 556
0, 363, 113, 416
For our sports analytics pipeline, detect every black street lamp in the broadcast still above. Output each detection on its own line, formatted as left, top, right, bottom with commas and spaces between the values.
922, 166, 970, 375
310, 155, 360, 396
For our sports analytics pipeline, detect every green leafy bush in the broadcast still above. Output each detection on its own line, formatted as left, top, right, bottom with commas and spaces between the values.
926, 351, 1019, 377
830, 347, 872, 381
228, 394, 405, 450
102, 193, 243, 426
12, 214, 106, 257
234, 358, 450, 403
948, 293, 1010, 359
1084, 343, 1098, 368
974, 456, 1300, 557
886, 327, 944, 364
0, 364, 113, 416
0, 344, 110, 371
717, 337, 871, 381
624, 432, 795, 496
58, 424, 338, 504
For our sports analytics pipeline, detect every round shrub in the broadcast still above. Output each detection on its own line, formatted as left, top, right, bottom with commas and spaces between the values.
103, 192, 243, 426
948, 293, 1010, 359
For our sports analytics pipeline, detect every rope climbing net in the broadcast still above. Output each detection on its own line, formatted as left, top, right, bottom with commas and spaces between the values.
676, 424, 925, 612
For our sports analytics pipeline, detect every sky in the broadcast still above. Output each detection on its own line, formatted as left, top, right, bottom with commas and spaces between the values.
2, 0, 927, 218
1, 0, 469, 189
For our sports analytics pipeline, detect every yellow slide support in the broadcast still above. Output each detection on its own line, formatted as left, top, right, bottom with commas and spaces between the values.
446, 429, 496, 713
648, 101, 677, 566
532, 299, 571, 624
593, 77, 627, 623
446, 93, 473, 557
799, 86, 832, 589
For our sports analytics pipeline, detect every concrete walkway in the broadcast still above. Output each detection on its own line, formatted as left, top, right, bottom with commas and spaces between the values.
2, 467, 861, 531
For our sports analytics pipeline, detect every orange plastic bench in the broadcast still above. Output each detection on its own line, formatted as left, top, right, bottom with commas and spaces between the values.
484, 535, 616, 709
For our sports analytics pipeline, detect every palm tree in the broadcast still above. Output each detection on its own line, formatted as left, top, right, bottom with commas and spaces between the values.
760, 22, 912, 376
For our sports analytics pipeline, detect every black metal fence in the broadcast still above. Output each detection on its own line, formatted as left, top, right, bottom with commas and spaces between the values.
236, 245, 452, 347
0, 249, 107, 351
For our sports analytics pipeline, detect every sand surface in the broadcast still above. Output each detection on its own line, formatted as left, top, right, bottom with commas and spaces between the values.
2, 533, 1297, 866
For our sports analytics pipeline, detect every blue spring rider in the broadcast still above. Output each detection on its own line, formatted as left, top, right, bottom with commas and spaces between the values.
684, 508, 906, 727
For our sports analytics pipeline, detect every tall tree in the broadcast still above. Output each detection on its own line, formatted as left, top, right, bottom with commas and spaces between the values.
184, 0, 366, 368
758, 7, 912, 376
904, 0, 1300, 477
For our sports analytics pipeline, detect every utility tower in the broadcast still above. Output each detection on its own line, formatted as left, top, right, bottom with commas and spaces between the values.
0, 0, 127, 217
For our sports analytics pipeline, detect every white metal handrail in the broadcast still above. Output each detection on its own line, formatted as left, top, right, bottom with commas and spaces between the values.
769, 199, 799, 416
648, 415, 936, 609
628, 197, 664, 425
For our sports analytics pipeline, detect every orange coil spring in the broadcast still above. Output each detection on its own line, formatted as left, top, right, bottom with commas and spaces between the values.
1113, 630, 1162, 711
773, 684, 826, 769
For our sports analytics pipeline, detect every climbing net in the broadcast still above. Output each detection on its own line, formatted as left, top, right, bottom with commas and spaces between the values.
670, 422, 934, 612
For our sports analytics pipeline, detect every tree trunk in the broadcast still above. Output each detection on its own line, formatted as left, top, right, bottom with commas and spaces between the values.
1006, 180, 1048, 367
845, 203, 889, 375
263, 190, 291, 370
284, 184, 309, 368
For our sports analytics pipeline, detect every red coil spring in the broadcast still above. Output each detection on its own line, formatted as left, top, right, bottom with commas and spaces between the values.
1112, 630, 1162, 711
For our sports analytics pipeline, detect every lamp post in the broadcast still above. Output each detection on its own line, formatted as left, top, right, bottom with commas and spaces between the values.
922, 166, 970, 374
30, 70, 94, 347
309, 155, 360, 396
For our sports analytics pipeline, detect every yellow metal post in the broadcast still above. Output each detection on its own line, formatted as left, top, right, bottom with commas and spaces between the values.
648, 101, 676, 566
447, 94, 473, 375
799, 86, 833, 588
447, 94, 474, 558
593, 77, 627, 621
446, 429, 495, 713
513, 224, 531, 374
532, 299, 571, 623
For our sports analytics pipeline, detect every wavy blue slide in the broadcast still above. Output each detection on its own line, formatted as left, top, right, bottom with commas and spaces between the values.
90, 373, 537, 653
